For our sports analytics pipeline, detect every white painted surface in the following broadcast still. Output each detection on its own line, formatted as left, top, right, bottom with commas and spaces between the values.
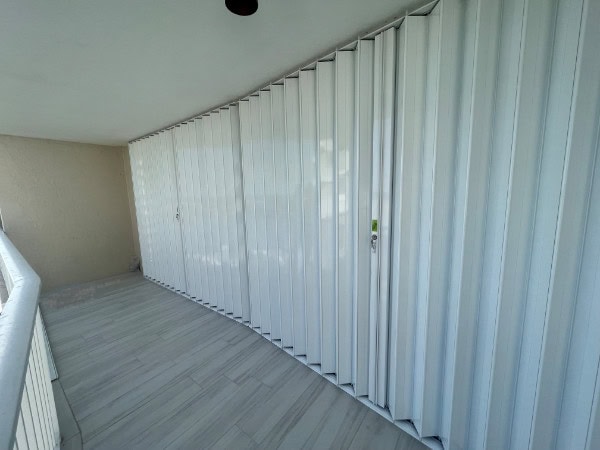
284, 77, 308, 356
13, 311, 61, 450
335, 50, 355, 387
230, 106, 251, 322
0, 229, 60, 449
353, 40, 374, 398
129, 0, 600, 448
299, 70, 321, 365
239, 101, 261, 327
317, 60, 336, 376
0, 0, 420, 145
388, 15, 427, 422
271, 85, 293, 347
260, 91, 281, 340
129, 130, 186, 292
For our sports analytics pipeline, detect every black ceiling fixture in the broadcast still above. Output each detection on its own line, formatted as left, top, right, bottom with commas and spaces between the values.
225, 0, 258, 16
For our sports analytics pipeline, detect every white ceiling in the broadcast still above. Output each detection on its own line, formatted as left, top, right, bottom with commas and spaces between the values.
0, 0, 417, 146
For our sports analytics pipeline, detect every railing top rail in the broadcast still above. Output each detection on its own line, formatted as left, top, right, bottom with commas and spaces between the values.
0, 230, 41, 450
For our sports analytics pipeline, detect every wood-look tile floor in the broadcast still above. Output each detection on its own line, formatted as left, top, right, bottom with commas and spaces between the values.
41, 273, 427, 450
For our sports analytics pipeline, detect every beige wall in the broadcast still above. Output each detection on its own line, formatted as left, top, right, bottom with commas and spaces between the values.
0, 134, 138, 291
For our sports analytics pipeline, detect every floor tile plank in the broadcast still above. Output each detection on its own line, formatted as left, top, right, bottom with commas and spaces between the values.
41, 274, 427, 450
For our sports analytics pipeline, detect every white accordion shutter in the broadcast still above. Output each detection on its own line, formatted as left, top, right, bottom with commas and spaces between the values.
128, 0, 600, 448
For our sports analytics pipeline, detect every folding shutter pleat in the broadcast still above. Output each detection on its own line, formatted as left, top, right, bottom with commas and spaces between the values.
353, 40, 374, 398
317, 60, 336, 375
260, 91, 282, 341
299, 70, 321, 365
271, 84, 294, 347
335, 50, 355, 386
284, 78, 308, 356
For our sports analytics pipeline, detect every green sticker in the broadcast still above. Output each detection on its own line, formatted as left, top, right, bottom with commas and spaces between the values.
371, 219, 378, 232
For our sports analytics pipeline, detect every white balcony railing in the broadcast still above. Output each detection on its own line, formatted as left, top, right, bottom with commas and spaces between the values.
0, 230, 60, 450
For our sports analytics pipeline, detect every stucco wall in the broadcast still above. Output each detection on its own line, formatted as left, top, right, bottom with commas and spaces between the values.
0, 134, 137, 291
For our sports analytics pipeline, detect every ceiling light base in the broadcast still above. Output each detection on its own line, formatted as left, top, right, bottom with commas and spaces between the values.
225, 0, 258, 16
